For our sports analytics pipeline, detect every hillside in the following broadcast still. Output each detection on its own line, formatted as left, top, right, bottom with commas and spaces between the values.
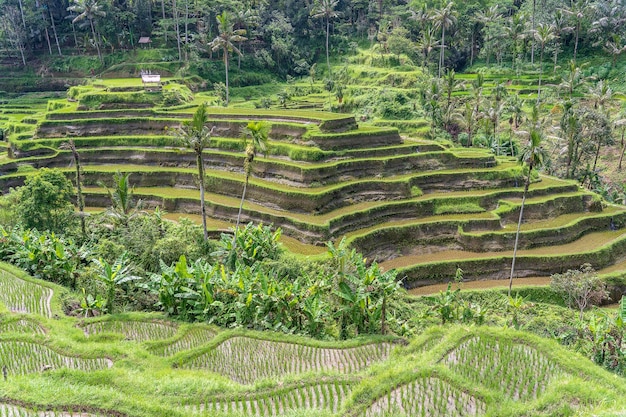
0, 262, 620, 416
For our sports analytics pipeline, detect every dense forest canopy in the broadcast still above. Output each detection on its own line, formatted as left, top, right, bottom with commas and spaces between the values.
1, 0, 625, 76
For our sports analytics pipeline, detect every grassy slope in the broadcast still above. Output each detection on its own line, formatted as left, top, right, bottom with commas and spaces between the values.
0, 262, 624, 416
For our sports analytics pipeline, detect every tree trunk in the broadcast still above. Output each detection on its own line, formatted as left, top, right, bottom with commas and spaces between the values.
47, 1, 62, 56
161, 0, 167, 43
224, 50, 230, 105
197, 151, 208, 240
90, 19, 103, 63
381, 296, 386, 334
326, 16, 331, 76
233, 172, 249, 253
537, 47, 544, 103
71, 145, 86, 238
184, 0, 189, 61
592, 133, 602, 173
172, 0, 181, 61
530, 0, 536, 64
509, 166, 532, 296
17, 0, 26, 29
618, 129, 625, 170
439, 26, 445, 78
553, 41, 559, 73
574, 22, 580, 63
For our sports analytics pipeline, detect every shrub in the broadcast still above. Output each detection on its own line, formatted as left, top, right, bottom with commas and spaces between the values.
550, 264, 609, 320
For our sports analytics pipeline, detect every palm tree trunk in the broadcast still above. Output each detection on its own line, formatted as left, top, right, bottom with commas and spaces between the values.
172, 0, 181, 61
161, 0, 167, 43
619, 130, 625, 171
197, 151, 208, 240
509, 172, 531, 296
17, 0, 26, 29
184, 0, 189, 61
47, 2, 62, 56
326, 16, 331, 76
439, 26, 445, 78
537, 47, 544, 103
530, 0, 536, 64
90, 18, 103, 63
234, 173, 249, 247
71, 147, 86, 238
224, 51, 230, 105
592, 135, 602, 172
574, 23, 580, 63
553, 42, 559, 73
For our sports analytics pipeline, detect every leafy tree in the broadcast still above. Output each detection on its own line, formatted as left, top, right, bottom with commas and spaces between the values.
509, 125, 547, 296
17, 168, 75, 233
311, 0, 340, 77
209, 11, 247, 106
177, 104, 216, 240
551, 264, 608, 320
67, 0, 106, 63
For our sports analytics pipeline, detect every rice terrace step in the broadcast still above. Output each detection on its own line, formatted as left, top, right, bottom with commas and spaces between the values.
1, 73, 626, 416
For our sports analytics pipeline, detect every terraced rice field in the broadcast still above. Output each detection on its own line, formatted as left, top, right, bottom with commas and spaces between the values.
0, 270, 53, 317
149, 327, 216, 356
0, 404, 105, 416
0, 319, 46, 335
443, 337, 561, 400
362, 377, 486, 417
0, 341, 112, 376
186, 381, 352, 415
81, 320, 177, 342
183, 337, 391, 384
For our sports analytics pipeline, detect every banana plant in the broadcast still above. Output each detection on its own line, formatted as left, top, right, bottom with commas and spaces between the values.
92, 252, 141, 314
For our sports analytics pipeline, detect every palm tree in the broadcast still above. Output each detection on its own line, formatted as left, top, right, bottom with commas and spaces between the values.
604, 35, 626, 69
505, 13, 525, 73
60, 139, 86, 238
552, 9, 572, 73
509, 127, 547, 296
432, 2, 457, 78
311, 0, 340, 77
416, 27, 439, 69
234, 121, 269, 245
562, 0, 590, 64
476, 5, 501, 67
178, 104, 216, 240
67, 0, 106, 63
534, 23, 555, 103
100, 172, 143, 228
209, 11, 247, 106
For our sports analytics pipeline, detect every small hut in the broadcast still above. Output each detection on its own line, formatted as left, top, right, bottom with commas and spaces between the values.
141, 70, 162, 92
138, 37, 151, 48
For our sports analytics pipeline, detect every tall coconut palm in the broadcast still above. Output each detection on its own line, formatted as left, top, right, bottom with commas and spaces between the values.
234, 121, 269, 243
209, 11, 247, 106
60, 139, 85, 238
416, 27, 439, 69
534, 23, 555, 103
562, 0, 590, 64
476, 5, 501, 67
311, 0, 340, 77
178, 105, 216, 240
615, 114, 626, 171
509, 127, 547, 296
432, 1, 457, 78
67, 0, 105, 63
552, 9, 572, 73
